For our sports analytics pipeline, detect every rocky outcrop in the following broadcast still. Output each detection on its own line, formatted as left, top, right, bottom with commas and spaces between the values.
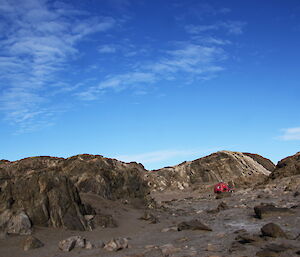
243, 153, 275, 172
0, 154, 149, 200
269, 152, 300, 179
0, 170, 89, 231
0, 154, 150, 231
60, 154, 149, 200
146, 151, 272, 191
264, 152, 300, 192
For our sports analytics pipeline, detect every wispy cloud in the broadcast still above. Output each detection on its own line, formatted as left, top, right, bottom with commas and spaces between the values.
78, 42, 226, 100
185, 21, 246, 35
279, 127, 300, 141
0, 0, 116, 132
98, 45, 117, 53
117, 149, 200, 165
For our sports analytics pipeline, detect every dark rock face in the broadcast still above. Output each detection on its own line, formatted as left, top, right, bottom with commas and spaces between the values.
146, 151, 272, 191
61, 154, 149, 200
269, 152, 300, 179
0, 170, 88, 231
0, 154, 150, 231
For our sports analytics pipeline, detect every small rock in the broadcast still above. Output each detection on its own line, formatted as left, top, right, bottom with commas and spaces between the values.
161, 226, 178, 232
22, 235, 44, 251
177, 219, 212, 231
261, 223, 287, 238
206, 243, 215, 251
104, 238, 129, 251
58, 236, 85, 252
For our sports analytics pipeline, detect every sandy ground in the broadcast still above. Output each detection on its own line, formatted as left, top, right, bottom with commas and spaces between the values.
0, 188, 300, 257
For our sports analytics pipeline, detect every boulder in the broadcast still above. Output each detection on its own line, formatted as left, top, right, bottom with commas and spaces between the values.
254, 204, 294, 219
0, 210, 32, 235
7, 211, 32, 235
177, 219, 212, 231
261, 223, 287, 238
22, 235, 44, 251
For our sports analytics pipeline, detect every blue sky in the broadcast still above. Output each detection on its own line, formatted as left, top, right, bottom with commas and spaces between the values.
0, 0, 299, 169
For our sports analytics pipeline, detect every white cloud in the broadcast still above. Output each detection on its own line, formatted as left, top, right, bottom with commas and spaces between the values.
116, 147, 222, 167
185, 21, 246, 35
116, 149, 200, 164
77, 72, 156, 100
0, 0, 116, 132
78, 42, 226, 100
279, 127, 300, 141
98, 45, 117, 53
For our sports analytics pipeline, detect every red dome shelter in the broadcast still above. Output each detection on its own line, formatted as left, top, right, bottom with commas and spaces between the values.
214, 182, 230, 193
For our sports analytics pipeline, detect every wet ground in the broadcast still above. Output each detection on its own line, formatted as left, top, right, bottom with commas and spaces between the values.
0, 187, 300, 257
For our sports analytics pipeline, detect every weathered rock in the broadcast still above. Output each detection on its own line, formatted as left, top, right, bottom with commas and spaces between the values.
0, 170, 88, 231
261, 223, 287, 238
146, 151, 272, 192
0, 154, 150, 203
269, 152, 300, 179
177, 219, 212, 231
58, 236, 86, 252
254, 203, 294, 219
104, 238, 129, 251
22, 235, 44, 251
6, 211, 32, 235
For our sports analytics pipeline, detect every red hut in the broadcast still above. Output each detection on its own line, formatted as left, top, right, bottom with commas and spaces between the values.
214, 182, 230, 193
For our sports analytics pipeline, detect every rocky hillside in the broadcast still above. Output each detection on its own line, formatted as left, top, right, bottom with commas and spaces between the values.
264, 151, 300, 192
145, 151, 274, 191
269, 152, 300, 179
0, 154, 150, 231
